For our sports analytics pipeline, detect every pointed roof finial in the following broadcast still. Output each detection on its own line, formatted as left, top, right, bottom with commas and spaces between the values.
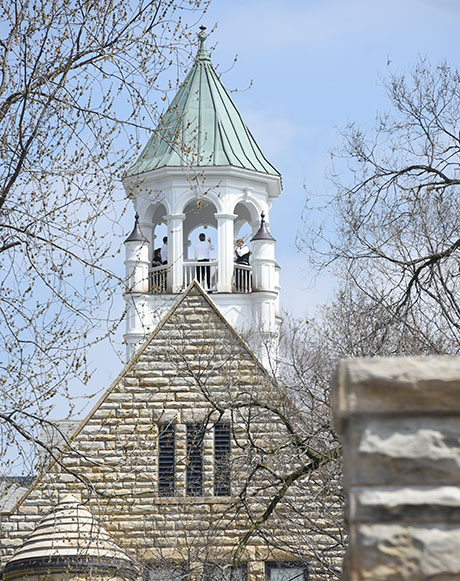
251, 211, 276, 242
197, 25, 210, 62
125, 212, 147, 243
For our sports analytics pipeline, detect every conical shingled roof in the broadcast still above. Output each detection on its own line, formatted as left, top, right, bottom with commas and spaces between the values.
251, 211, 276, 242
4, 494, 135, 577
126, 28, 279, 177
124, 212, 147, 243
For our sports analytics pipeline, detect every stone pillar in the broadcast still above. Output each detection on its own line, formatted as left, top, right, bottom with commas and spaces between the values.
139, 220, 154, 257
332, 356, 460, 581
166, 213, 185, 293
215, 213, 236, 293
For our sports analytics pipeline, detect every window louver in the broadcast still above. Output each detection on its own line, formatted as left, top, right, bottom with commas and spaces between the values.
158, 424, 175, 497
186, 423, 204, 496
214, 423, 231, 496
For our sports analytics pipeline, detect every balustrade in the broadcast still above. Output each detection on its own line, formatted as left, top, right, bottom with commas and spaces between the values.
183, 260, 218, 292
149, 262, 253, 294
233, 264, 252, 293
149, 265, 168, 293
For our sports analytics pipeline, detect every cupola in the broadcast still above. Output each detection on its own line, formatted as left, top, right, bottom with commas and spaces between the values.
122, 28, 283, 366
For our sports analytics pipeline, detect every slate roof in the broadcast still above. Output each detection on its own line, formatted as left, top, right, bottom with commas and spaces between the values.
126, 29, 280, 177
0, 478, 32, 514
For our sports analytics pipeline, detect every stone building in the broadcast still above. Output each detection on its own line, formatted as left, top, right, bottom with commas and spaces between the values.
0, 29, 343, 581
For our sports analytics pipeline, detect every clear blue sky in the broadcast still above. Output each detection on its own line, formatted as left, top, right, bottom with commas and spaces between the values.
73, 0, 459, 410
202, 0, 459, 314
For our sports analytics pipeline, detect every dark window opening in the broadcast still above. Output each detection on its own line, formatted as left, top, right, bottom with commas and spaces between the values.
204, 563, 247, 580
186, 423, 204, 496
144, 563, 188, 580
158, 424, 175, 497
265, 562, 308, 580
214, 423, 231, 496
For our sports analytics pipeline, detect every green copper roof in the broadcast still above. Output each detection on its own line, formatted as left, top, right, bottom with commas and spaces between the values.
126, 29, 280, 177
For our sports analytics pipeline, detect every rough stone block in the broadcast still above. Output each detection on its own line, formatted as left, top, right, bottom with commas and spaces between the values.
333, 357, 460, 426
352, 523, 460, 580
350, 486, 460, 523
344, 416, 460, 486
333, 357, 460, 580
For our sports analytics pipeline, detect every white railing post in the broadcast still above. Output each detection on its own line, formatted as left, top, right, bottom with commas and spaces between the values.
183, 261, 218, 292
233, 264, 252, 293
166, 213, 185, 293
215, 213, 236, 293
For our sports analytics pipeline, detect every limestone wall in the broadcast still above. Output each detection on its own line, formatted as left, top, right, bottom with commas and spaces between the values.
332, 356, 460, 580
1, 289, 343, 580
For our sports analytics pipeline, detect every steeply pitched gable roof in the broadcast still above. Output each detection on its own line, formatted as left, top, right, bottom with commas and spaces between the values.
2, 282, 336, 577
9, 281, 274, 512
125, 31, 280, 178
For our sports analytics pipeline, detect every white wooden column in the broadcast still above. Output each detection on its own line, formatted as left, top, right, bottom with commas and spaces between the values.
251, 238, 276, 292
215, 213, 236, 293
166, 213, 185, 293
124, 240, 150, 294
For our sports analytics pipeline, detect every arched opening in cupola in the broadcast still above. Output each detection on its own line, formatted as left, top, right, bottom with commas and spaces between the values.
182, 199, 218, 290
143, 202, 168, 293
232, 201, 260, 293
149, 203, 168, 263
183, 199, 218, 259
233, 201, 259, 256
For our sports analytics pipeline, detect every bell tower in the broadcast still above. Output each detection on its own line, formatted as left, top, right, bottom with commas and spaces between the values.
122, 28, 282, 366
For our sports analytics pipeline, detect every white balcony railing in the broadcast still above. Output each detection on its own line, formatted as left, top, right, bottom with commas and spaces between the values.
233, 263, 252, 293
149, 261, 252, 294
149, 265, 168, 293
183, 260, 218, 292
